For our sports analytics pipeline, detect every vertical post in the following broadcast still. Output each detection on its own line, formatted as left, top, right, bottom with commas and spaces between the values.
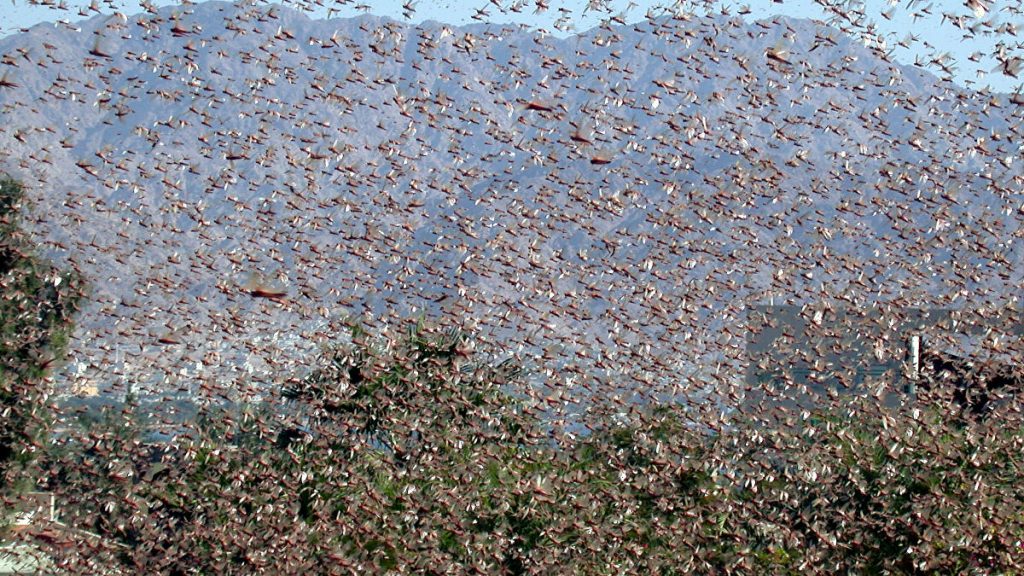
908, 334, 920, 381
904, 334, 920, 397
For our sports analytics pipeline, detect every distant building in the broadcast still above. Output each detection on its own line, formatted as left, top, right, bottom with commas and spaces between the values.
744, 305, 954, 413
744, 304, 1023, 417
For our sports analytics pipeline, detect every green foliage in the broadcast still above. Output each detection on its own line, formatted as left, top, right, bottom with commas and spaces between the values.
41, 323, 1024, 575
720, 396, 1024, 574
283, 322, 532, 463
0, 175, 84, 494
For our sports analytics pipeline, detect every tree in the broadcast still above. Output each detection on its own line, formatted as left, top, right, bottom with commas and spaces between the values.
282, 322, 534, 464
0, 175, 84, 494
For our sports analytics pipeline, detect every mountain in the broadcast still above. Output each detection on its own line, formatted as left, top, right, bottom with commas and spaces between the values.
0, 1, 1020, 406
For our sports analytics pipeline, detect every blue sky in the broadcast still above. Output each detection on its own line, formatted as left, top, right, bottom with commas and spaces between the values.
2, 0, 1021, 92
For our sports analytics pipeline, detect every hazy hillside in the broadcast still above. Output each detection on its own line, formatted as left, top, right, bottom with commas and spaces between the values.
0, 1, 1020, 402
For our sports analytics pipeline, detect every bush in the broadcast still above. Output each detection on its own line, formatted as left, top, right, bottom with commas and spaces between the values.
44, 324, 1024, 574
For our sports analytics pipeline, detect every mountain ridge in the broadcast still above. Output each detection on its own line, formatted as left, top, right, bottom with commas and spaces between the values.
0, 1, 1020, 402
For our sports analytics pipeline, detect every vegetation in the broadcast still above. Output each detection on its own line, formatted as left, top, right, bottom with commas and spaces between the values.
37, 322, 1024, 575
0, 175, 84, 495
